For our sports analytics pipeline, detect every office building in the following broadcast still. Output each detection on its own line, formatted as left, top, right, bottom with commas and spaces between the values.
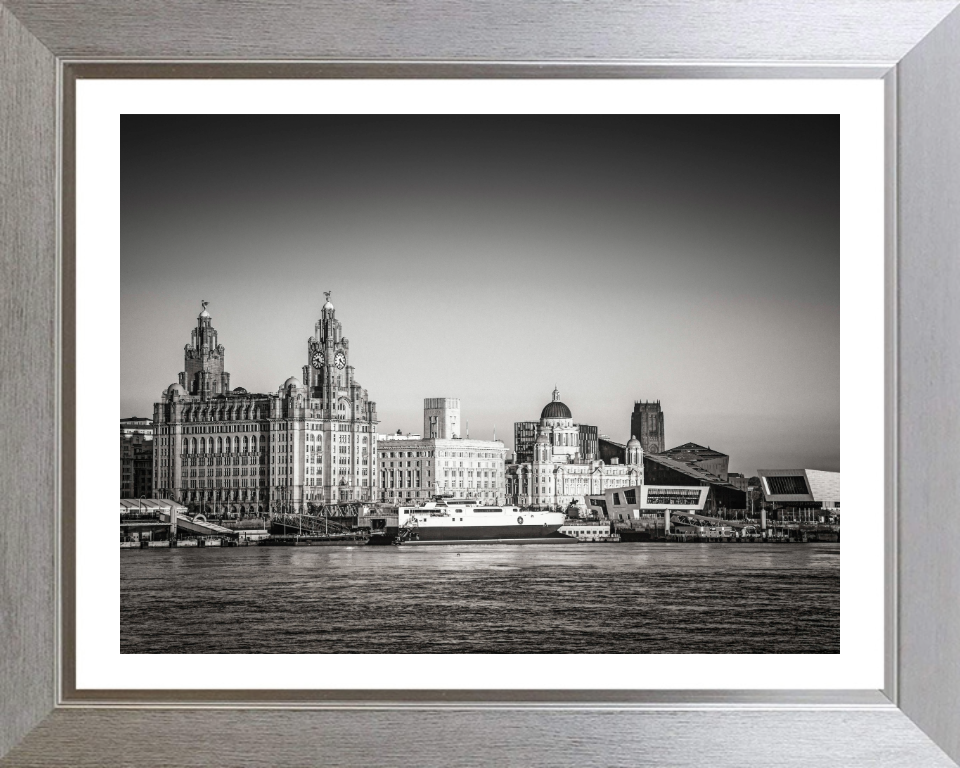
152, 296, 379, 516
377, 399, 506, 503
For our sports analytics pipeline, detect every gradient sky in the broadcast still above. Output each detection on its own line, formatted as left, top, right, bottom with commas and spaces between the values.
121, 115, 839, 475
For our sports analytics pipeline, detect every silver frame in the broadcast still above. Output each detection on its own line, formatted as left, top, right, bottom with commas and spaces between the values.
2, 3, 959, 765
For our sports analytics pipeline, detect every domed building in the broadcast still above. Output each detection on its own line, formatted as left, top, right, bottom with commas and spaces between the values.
537, 388, 580, 462
506, 388, 642, 510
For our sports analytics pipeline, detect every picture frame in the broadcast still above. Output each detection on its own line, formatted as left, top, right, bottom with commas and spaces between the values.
2, 1, 959, 765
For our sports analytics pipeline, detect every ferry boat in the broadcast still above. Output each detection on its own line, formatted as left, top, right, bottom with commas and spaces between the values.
364, 498, 566, 545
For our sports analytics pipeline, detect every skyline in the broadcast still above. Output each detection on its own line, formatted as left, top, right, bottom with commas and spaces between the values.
122, 115, 839, 475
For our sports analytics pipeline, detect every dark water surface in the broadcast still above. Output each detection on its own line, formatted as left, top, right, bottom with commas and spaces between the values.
121, 543, 839, 653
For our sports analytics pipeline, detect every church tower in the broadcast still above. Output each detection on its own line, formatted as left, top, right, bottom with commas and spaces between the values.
180, 301, 230, 399
631, 400, 665, 455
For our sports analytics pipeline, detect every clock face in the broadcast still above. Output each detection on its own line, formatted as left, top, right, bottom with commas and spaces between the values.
311, 352, 324, 370
334, 351, 346, 370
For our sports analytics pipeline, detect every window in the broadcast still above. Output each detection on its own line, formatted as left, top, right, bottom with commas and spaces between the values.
766, 476, 809, 495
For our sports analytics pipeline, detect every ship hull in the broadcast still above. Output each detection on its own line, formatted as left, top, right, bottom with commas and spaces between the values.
368, 523, 567, 545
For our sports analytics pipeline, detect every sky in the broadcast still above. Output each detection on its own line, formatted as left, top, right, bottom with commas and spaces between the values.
121, 115, 839, 475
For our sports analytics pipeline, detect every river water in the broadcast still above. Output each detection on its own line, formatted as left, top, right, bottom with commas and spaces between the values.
121, 542, 839, 654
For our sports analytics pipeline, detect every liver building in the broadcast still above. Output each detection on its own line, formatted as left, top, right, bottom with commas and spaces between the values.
152, 295, 378, 516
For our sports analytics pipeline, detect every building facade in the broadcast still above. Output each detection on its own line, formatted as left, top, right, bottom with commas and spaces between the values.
120, 416, 154, 439
631, 400, 665, 454
424, 398, 460, 439
659, 442, 730, 482
152, 296, 379, 516
643, 453, 746, 515
757, 468, 840, 522
513, 421, 539, 465
377, 399, 506, 504
598, 436, 626, 465
378, 437, 507, 504
120, 429, 154, 499
506, 390, 642, 509
376, 399, 504, 503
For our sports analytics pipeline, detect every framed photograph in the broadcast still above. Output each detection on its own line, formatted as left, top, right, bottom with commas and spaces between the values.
2, 2, 960, 766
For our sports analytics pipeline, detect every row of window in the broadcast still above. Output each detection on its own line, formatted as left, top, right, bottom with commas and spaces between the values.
186, 479, 266, 488
181, 405, 266, 422
183, 468, 262, 477
182, 436, 264, 454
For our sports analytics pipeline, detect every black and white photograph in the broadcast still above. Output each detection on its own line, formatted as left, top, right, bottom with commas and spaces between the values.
120, 114, 841, 655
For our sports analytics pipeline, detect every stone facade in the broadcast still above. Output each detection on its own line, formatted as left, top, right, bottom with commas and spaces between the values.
151, 296, 378, 516
423, 398, 461, 439
506, 390, 642, 509
378, 435, 507, 504
631, 400, 665, 455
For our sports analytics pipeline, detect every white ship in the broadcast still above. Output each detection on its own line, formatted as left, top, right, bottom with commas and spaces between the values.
364, 498, 566, 545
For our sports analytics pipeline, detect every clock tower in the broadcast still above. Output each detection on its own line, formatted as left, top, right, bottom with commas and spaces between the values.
280, 291, 379, 507
302, 290, 351, 403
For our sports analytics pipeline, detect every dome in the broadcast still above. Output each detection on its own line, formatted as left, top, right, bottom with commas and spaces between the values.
627, 435, 641, 448
323, 301, 333, 311
166, 383, 185, 397
283, 376, 301, 389
535, 433, 550, 445
540, 400, 572, 420
199, 309, 211, 318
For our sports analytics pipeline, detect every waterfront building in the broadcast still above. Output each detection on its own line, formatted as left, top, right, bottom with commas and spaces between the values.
588, 484, 709, 521
506, 390, 641, 509
377, 399, 506, 504
120, 429, 154, 499
642, 452, 746, 515
152, 296, 379, 516
757, 468, 840, 522
515, 402, 598, 465
631, 399, 665, 454
586, 483, 711, 538
659, 442, 729, 482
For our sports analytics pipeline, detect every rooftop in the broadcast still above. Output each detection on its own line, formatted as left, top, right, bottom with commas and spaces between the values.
661, 442, 729, 460
645, 453, 739, 490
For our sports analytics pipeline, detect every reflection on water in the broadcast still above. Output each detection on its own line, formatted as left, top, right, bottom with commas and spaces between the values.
121, 543, 839, 654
